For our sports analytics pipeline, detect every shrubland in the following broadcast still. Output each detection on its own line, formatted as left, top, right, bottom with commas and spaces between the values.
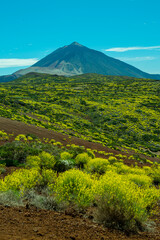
0, 133, 160, 233
0, 73, 160, 233
0, 73, 159, 155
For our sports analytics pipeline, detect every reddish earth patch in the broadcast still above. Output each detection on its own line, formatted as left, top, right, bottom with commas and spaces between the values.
0, 205, 160, 240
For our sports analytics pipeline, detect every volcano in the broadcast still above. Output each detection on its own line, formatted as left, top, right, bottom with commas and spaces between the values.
0, 42, 160, 82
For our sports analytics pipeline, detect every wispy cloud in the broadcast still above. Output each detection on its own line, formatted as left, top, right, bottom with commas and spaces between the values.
105, 46, 160, 52
117, 56, 156, 62
0, 58, 38, 68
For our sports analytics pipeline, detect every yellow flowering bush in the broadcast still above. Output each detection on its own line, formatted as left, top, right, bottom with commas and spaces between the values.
52, 169, 96, 207
39, 152, 55, 169
126, 173, 152, 187
26, 152, 55, 170
94, 171, 160, 231
41, 169, 57, 186
148, 166, 160, 184
0, 130, 9, 141
108, 156, 118, 164
85, 158, 109, 174
75, 153, 90, 168
115, 163, 145, 175
15, 134, 28, 141
60, 151, 73, 160
0, 169, 41, 192
27, 136, 33, 141
26, 155, 41, 169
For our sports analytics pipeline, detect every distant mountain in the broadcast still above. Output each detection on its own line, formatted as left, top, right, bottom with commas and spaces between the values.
0, 42, 160, 82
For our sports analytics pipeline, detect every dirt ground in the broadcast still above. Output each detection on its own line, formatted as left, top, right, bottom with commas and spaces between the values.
0, 116, 160, 240
0, 204, 160, 240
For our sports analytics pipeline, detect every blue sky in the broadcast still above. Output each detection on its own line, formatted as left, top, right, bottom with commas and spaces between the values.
0, 0, 160, 75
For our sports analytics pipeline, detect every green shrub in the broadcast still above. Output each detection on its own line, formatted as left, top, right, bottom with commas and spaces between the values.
54, 159, 75, 172
0, 140, 61, 167
0, 141, 32, 166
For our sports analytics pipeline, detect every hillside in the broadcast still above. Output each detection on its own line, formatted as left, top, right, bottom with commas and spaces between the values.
0, 42, 160, 82
0, 118, 160, 239
0, 73, 160, 239
0, 73, 160, 156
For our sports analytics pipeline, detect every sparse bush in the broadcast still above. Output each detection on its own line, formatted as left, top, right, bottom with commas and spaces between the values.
0, 130, 9, 141
15, 134, 27, 141
23, 189, 60, 210
0, 190, 24, 206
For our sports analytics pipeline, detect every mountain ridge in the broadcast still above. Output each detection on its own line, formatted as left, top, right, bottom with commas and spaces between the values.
0, 42, 160, 82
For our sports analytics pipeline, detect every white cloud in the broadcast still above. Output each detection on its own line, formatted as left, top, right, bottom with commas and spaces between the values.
0, 58, 38, 68
117, 56, 156, 62
105, 46, 160, 52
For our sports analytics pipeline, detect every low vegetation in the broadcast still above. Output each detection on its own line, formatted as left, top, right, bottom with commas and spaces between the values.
0, 133, 160, 233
